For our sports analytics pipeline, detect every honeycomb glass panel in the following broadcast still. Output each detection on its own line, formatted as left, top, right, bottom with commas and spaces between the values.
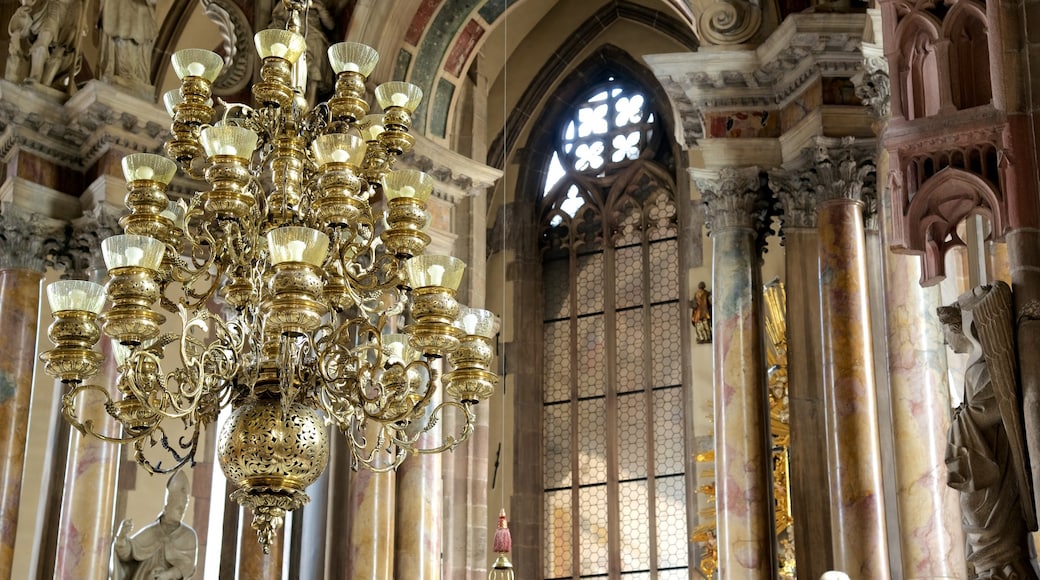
543, 258, 571, 319
576, 315, 606, 398
543, 319, 572, 403
579, 484, 610, 575
654, 386, 685, 476
658, 569, 690, 580
576, 252, 604, 315
655, 475, 689, 568
544, 489, 573, 578
544, 402, 572, 489
617, 393, 647, 479
578, 397, 607, 484
646, 192, 678, 241
618, 479, 651, 571
615, 245, 644, 309
615, 308, 644, 393
650, 303, 681, 387
614, 204, 643, 247
620, 572, 650, 580
649, 239, 678, 303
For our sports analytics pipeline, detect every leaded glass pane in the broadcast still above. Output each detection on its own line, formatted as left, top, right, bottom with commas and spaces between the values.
576, 315, 606, 398
649, 239, 678, 303
579, 485, 610, 575
578, 397, 607, 484
658, 569, 691, 580
646, 192, 678, 240
618, 480, 651, 571
543, 319, 571, 403
650, 303, 682, 387
615, 204, 643, 247
544, 258, 570, 319
615, 308, 644, 394
656, 475, 689, 568
576, 252, 604, 314
617, 393, 647, 479
620, 573, 650, 580
654, 386, 685, 476
544, 489, 573, 578
615, 246, 643, 309
544, 403, 572, 489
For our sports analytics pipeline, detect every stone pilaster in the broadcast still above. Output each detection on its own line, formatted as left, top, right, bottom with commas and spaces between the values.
694, 166, 777, 577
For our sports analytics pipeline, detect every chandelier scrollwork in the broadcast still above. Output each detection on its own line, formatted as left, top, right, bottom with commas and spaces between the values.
40, 0, 497, 552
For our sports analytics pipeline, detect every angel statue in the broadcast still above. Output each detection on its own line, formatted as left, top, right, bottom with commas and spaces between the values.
938, 282, 1040, 579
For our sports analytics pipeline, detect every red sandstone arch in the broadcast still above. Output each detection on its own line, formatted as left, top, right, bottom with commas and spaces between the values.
905, 167, 1005, 285
895, 13, 942, 120
943, 1, 991, 110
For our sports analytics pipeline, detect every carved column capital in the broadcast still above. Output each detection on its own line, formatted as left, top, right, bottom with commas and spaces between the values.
768, 169, 819, 230
61, 204, 124, 279
696, 0, 763, 46
803, 138, 877, 206
694, 166, 777, 253
0, 204, 64, 272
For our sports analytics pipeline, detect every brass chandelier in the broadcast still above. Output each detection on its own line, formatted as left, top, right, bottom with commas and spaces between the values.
40, 0, 498, 551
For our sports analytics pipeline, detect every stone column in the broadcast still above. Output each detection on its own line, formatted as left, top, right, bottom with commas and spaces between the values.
768, 171, 833, 577
0, 207, 53, 578
346, 465, 395, 579
238, 511, 283, 580
693, 166, 776, 577
52, 207, 122, 580
395, 394, 442, 580
810, 140, 890, 577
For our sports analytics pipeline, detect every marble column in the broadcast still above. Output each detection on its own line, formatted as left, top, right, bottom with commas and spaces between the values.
238, 509, 283, 580
769, 172, 833, 578
693, 166, 776, 577
0, 207, 52, 578
395, 394, 442, 579
346, 464, 395, 579
811, 140, 890, 577
52, 208, 122, 580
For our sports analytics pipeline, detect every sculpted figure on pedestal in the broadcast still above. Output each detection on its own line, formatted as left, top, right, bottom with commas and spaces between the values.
5, 0, 82, 87
111, 471, 198, 580
98, 0, 157, 91
939, 282, 1040, 579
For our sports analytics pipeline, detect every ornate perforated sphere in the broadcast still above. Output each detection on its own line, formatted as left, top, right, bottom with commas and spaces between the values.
217, 398, 330, 491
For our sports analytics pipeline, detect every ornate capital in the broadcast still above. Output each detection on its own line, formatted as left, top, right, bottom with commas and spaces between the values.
853, 54, 890, 120
0, 204, 64, 272
60, 205, 124, 279
768, 169, 818, 230
696, 0, 763, 46
803, 138, 876, 205
694, 167, 777, 252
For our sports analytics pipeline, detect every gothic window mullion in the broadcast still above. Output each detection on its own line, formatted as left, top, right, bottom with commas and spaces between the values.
639, 209, 661, 578
567, 234, 581, 580
603, 239, 622, 578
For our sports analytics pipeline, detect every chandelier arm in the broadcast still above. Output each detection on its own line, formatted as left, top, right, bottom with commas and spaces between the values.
400, 401, 477, 455
60, 383, 160, 444
343, 422, 408, 473
131, 418, 204, 474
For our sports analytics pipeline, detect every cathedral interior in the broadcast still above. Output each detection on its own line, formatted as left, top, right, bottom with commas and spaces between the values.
0, 0, 1037, 578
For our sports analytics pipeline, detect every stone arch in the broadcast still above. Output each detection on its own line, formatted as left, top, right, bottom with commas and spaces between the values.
943, 1, 991, 110
895, 13, 942, 120
905, 167, 1005, 285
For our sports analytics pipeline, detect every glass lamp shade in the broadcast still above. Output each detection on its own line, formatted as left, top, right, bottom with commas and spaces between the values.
102, 235, 166, 271
383, 333, 419, 364
171, 49, 224, 81
254, 29, 306, 63
46, 280, 106, 314
375, 82, 423, 112
162, 89, 182, 117
159, 200, 187, 229
405, 255, 466, 290
359, 114, 385, 141
266, 226, 330, 266
200, 126, 260, 160
122, 153, 177, 184
382, 169, 433, 202
311, 134, 367, 167
455, 306, 496, 338
328, 42, 379, 76
488, 555, 514, 580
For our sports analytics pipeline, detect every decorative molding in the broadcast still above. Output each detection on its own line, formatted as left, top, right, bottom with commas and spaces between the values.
853, 45, 890, 120
696, 0, 762, 46
0, 203, 64, 272
404, 134, 502, 204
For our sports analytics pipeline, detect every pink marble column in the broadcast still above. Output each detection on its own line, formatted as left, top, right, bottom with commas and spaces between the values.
346, 464, 396, 578
395, 402, 442, 579
882, 248, 967, 578
238, 510, 283, 580
0, 266, 44, 578
817, 194, 890, 577
52, 336, 121, 580
695, 167, 775, 577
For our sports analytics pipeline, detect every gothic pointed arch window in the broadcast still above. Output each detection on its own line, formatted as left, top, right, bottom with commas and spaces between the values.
538, 74, 691, 579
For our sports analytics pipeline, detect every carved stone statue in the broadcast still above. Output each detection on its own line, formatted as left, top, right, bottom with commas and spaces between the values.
5, 0, 82, 87
111, 471, 198, 580
98, 0, 157, 93
939, 282, 1040, 579
692, 281, 712, 343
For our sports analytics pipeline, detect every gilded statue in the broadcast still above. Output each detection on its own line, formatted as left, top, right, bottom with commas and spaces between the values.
111, 471, 198, 580
692, 281, 712, 344
939, 282, 1039, 579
